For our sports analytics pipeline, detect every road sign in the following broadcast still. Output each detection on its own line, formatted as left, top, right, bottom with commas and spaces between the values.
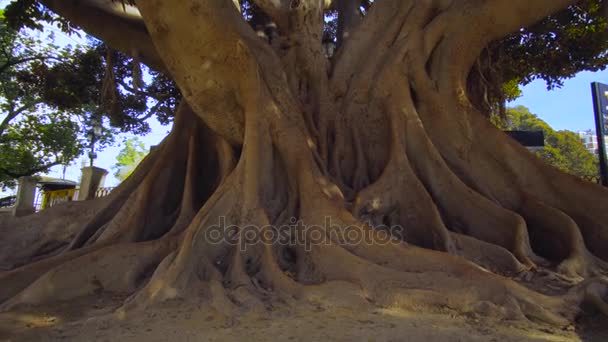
504, 131, 544, 147
591, 82, 608, 186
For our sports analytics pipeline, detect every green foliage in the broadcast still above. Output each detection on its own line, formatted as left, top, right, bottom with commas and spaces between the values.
0, 110, 83, 188
112, 137, 148, 181
502, 79, 522, 102
497, 106, 599, 177
472, 0, 608, 114
4, 0, 77, 34
0, 18, 91, 188
3, 1, 181, 133
500, 0, 608, 89
0, 2, 180, 188
19, 40, 180, 135
6, 0, 608, 118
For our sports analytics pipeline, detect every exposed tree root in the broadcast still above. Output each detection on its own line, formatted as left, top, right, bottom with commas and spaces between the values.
3, 93, 608, 328
519, 198, 608, 280
350, 115, 453, 252
400, 95, 537, 269
410, 77, 608, 280
1, 239, 176, 310
0, 198, 104, 270
3, 0, 608, 333
450, 233, 527, 276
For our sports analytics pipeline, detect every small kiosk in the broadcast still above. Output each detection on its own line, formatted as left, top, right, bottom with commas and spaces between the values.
37, 177, 78, 210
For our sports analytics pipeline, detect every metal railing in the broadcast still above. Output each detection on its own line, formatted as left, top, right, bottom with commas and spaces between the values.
0, 196, 16, 208
95, 187, 115, 198
39, 186, 115, 210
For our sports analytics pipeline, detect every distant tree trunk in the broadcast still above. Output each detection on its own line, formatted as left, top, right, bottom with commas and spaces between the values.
2, 0, 608, 324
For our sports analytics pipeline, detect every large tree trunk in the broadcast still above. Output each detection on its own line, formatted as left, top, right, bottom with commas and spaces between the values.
2, 0, 608, 326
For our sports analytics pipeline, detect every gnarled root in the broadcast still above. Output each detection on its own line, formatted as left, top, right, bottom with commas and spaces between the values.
0, 239, 176, 311
2, 101, 608, 329
520, 198, 608, 280
4, 0, 608, 330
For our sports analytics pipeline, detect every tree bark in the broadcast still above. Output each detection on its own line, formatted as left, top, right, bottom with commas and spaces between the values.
40, 0, 165, 72
2, 0, 608, 327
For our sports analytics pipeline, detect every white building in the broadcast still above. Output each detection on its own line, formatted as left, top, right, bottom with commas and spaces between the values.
578, 129, 606, 156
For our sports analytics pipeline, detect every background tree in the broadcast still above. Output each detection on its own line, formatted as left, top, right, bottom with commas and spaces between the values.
0, 108, 83, 187
0, 6, 180, 189
112, 137, 148, 181
3, 0, 608, 332
0, 11, 87, 188
495, 105, 599, 178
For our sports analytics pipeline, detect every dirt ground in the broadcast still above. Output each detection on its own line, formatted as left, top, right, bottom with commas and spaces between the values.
1, 281, 606, 342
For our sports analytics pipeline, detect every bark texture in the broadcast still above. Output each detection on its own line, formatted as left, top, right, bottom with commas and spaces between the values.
2, 0, 608, 327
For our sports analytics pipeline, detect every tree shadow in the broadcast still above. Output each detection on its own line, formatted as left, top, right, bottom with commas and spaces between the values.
576, 313, 608, 341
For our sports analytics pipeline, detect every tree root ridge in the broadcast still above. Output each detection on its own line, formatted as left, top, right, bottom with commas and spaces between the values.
4, 0, 608, 329
5, 93, 607, 329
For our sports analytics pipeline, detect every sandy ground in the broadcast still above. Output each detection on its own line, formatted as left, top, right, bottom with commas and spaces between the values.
1, 285, 606, 342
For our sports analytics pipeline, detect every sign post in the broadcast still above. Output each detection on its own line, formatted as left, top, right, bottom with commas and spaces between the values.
591, 82, 608, 186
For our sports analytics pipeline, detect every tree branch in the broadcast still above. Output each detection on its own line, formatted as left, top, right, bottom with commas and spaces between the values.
39, 0, 166, 72
0, 55, 62, 75
465, 0, 578, 45
134, 0, 263, 144
0, 160, 63, 179
0, 111, 18, 136
115, 79, 169, 101
139, 101, 163, 121
451, 0, 579, 71
252, 0, 290, 30
135, 0, 323, 145
417, 0, 579, 95
0, 101, 41, 136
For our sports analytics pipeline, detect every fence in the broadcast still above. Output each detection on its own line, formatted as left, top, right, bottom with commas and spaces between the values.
39, 187, 115, 210
95, 187, 115, 198
0, 196, 16, 209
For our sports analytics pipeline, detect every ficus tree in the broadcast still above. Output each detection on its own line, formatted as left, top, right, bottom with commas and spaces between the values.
3, 0, 608, 328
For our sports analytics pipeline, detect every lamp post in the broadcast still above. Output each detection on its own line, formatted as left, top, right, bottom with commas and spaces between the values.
86, 115, 103, 167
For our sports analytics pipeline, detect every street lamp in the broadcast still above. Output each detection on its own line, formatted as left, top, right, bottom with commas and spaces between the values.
86, 116, 103, 167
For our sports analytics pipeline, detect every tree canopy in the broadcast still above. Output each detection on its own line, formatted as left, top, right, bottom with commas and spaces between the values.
468, 0, 608, 113
0, 13, 88, 188
4, 0, 181, 129
5, 0, 608, 114
0, 4, 180, 188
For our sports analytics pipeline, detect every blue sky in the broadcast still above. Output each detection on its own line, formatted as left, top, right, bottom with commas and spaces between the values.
43, 119, 172, 188
509, 70, 608, 132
